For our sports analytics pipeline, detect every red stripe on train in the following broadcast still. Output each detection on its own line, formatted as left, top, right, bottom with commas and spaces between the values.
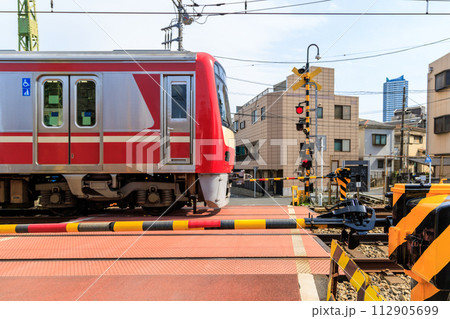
0, 62, 196, 72
0, 144, 32, 164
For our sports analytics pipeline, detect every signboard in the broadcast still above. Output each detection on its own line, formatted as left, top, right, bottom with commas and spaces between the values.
425, 155, 432, 164
22, 78, 31, 96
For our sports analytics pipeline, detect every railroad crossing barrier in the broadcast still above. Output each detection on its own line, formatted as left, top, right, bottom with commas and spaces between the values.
246, 168, 351, 204
327, 240, 384, 301
0, 206, 379, 235
389, 183, 450, 301
248, 176, 322, 182
0, 218, 312, 233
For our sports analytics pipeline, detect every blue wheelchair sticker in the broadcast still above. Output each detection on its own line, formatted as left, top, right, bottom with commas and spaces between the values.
22, 78, 31, 96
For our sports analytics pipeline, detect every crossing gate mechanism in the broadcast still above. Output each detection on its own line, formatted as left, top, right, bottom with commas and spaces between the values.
327, 240, 384, 301
389, 183, 450, 301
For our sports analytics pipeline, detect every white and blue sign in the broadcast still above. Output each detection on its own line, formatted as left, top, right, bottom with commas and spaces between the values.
22, 78, 31, 96
425, 155, 432, 164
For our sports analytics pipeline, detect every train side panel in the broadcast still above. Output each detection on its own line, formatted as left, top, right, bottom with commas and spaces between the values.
0, 51, 234, 211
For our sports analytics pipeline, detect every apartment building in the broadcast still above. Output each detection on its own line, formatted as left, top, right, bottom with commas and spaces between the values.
427, 53, 450, 177
358, 119, 395, 178
233, 66, 359, 195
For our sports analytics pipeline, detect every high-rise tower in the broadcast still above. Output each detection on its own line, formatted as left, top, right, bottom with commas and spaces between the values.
383, 75, 408, 122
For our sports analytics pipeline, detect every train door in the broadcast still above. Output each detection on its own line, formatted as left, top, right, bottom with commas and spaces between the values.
36, 75, 102, 166
162, 75, 193, 164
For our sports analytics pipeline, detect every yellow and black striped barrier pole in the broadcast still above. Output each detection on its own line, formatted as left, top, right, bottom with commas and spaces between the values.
0, 217, 342, 234
327, 240, 384, 301
248, 176, 324, 182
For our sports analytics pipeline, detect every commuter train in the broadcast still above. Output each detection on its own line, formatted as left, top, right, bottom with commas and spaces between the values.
0, 50, 235, 214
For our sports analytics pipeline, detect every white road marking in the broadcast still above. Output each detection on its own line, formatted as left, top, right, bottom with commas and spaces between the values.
298, 273, 320, 301
0, 237, 14, 242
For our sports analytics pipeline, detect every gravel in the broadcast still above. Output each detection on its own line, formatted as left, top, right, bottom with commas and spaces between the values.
312, 227, 411, 301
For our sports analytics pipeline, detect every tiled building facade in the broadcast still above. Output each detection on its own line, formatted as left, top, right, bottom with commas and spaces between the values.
427, 53, 450, 177
233, 66, 359, 195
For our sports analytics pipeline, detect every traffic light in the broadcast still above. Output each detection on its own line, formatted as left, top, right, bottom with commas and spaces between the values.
296, 118, 305, 131
301, 159, 312, 169
296, 103, 304, 114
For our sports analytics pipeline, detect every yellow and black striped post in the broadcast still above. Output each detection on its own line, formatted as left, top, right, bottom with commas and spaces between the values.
389, 183, 450, 300
327, 240, 384, 301
248, 176, 322, 182
305, 71, 311, 199
335, 167, 351, 201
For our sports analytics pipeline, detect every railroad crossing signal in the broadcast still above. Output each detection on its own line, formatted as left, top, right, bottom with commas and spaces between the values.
292, 67, 322, 91
291, 65, 322, 200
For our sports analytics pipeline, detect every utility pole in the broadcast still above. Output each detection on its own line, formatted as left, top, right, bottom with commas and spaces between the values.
400, 86, 406, 172
18, 0, 39, 51
176, 0, 183, 51
162, 0, 192, 51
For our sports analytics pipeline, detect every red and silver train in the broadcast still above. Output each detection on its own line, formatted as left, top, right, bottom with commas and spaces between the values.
0, 50, 235, 214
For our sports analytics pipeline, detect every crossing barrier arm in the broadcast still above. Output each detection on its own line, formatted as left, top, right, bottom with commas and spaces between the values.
327, 240, 384, 301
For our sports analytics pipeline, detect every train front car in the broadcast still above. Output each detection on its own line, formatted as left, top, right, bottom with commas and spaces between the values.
195, 53, 235, 208
0, 50, 234, 215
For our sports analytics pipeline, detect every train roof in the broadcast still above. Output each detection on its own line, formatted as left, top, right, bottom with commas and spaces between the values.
0, 50, 198, 62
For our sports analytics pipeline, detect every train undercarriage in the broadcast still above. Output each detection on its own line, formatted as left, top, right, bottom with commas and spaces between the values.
0, 173, 230, 216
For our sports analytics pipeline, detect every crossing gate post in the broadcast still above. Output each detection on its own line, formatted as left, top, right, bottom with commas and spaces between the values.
327, 240, 384, 301
292, 186, 299, 206
335, 167, 351, 201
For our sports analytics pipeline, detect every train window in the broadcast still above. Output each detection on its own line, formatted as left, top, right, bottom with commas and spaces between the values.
43, 80, 63, 127
76, 80, 96, 127
171, 83, 187, 119
215, 62, 231, 128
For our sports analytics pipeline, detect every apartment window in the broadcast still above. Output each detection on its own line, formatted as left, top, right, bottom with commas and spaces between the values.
334, 139, 350, 152
435, 70, 450, 91
377, 159, 392, 169
372, 134, 387, 145
235, 145, 248, 162
251, 110, 258, 124
377, 160, 384, 169
240, 121, 246, 129
261, 107, 266, 121
395, 135, 401, 143
317, 106, 323, 119
335, 105, 351, 120
413, 135, 423, 143
434, 115, 450, 134
233, 121, 239, 132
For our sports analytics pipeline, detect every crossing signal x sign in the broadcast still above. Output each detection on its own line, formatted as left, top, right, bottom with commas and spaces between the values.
292, 67, 322, 91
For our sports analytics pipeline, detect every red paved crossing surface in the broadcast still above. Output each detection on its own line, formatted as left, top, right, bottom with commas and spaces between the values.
0, 205, 330, 301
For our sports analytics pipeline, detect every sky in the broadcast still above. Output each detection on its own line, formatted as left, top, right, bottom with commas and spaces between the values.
1, 0, 450, 121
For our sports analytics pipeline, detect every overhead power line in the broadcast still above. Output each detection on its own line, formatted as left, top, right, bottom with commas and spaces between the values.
1, 10, 450, 16
215, 37, 450, 64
